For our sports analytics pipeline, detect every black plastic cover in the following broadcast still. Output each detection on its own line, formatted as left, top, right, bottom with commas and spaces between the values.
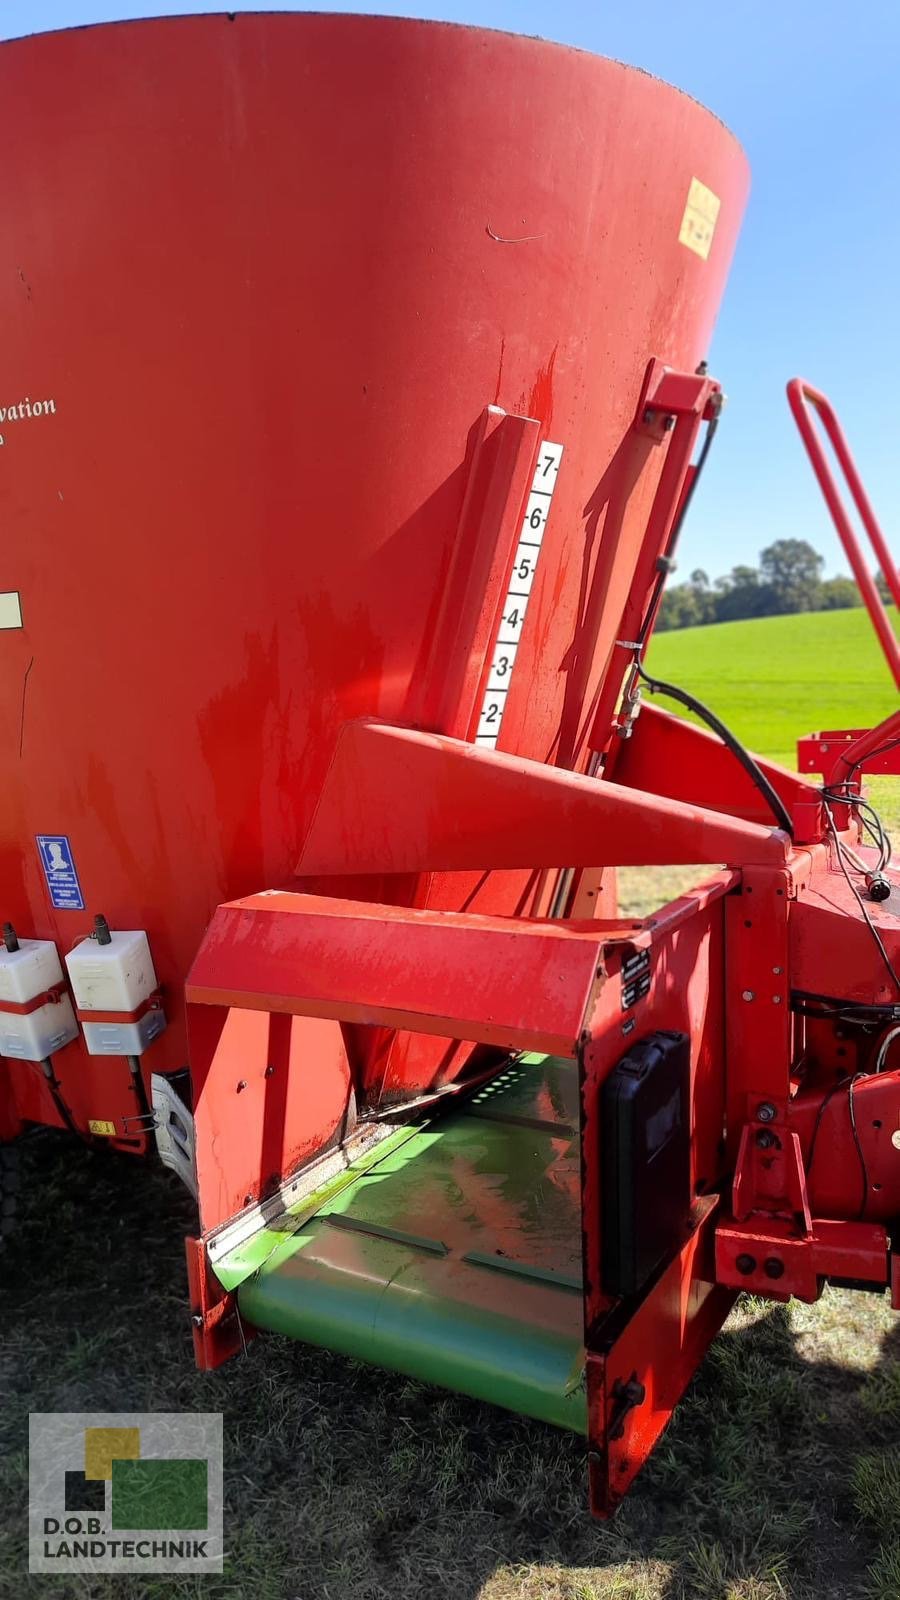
601, 1029, 691, 1297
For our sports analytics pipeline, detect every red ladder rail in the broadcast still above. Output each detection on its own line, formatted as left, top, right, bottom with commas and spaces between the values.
787, 377, 900, 686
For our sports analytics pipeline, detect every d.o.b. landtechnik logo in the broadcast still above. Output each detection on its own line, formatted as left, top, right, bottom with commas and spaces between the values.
29, 1412, 223, 1574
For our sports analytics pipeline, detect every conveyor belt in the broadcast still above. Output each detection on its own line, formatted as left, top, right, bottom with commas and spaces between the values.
235, 1055, 587, 1431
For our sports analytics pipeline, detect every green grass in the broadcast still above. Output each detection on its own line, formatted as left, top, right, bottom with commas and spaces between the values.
2, 1139, 898, 1600
645, 606, 900, 767
3, 607, 900, 1599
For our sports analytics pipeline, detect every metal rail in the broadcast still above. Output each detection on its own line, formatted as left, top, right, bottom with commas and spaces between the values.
787, 377, 900, 686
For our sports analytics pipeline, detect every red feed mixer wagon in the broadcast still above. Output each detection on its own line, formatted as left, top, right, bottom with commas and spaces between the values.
1, 11, 899, 1515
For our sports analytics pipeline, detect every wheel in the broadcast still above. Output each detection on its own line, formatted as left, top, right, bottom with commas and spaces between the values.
0, 1142, 20, 1255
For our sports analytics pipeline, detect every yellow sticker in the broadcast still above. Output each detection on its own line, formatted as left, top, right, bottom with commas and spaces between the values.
679, 178, 721, 260
88, 1119, 117, 1137
85, 1426, 140, 1480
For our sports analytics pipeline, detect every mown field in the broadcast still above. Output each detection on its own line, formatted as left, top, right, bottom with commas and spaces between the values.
2, 607, 899, 1600
646, 606, 900, 768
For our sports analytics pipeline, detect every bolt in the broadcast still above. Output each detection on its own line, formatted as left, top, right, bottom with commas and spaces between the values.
891, 1130, 900, 1151
772, 966, 783, 975
191, 1314, 204, 1327
264, 1064, 275, 1077
236, 1079, 248, 1092
643, 408, 655, 424
735, 1253, 757, 1276
662, 414, 676, 431
742, 990, 755, 1002
757, 1102, 777, 1122
772, 995, 782, 1005
755, 1128, 777, 1150
764, 1257, 785, 1280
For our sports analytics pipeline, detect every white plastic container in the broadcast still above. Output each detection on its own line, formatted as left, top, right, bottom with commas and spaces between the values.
65, 928, 166, 1056
0, 994, 79, 1060
0, 938, 79, 1059
81, 1008, 166, 1057
65, 929, 158, 1013
0, 937, 66, 1005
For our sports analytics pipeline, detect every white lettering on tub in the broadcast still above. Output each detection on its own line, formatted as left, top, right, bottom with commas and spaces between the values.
0, 396, 57, 446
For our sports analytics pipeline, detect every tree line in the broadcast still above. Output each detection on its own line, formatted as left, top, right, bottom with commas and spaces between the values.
657, 538, 892, 631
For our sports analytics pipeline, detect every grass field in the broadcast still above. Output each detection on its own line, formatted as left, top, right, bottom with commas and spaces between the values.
3, 607, 900, 1600
645, 605, 900, 768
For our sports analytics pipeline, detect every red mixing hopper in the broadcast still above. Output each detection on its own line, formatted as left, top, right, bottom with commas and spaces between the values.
1, 13, 898, 1519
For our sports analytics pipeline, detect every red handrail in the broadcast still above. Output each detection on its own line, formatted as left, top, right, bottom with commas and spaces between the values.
787, 377, 900, 688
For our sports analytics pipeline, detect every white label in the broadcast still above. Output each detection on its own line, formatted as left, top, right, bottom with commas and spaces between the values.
0, 592, 22, 629
475, 440, 563, 747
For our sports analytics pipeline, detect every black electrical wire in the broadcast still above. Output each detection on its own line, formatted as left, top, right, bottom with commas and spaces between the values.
637, 406, 722, 647
822, 802, 900, 994
840, 734, 900, 784
34, 1057, 93, 1143
805, 1070, 870, 1219
635, 662, 795, 837
806, 1073, 851, 1176
847, 1072, 870, 1218
623, 389, 792, 840
666, 411, 721, 558
822, 785, 891, 872
791, 988, 900, 1032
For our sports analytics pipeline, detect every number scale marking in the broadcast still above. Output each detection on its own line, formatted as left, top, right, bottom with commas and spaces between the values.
475, 440, 563, 748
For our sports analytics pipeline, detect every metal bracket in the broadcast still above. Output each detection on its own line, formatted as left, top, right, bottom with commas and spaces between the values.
151, 1072, 198, 1199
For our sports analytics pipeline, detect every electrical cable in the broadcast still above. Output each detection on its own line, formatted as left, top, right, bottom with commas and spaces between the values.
636, 404, 721, 649
806, 1074, 851, 1178
847, 1073, 869, 1218
34, 1057, 92, 1143
822, 786, 891, 874
839, 734, 900, 784
805, 1070, 870, 1220
635, 662, 795, 836
873, 1023, 900, 1074
822, 802, 900, 994
791, 989, 900, 1034
620, 387, 792, 839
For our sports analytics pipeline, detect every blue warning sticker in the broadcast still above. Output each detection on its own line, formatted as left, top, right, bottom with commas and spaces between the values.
35, 835, 85, 911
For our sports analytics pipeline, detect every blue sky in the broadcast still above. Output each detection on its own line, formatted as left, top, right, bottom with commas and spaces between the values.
3, 1, 898, 581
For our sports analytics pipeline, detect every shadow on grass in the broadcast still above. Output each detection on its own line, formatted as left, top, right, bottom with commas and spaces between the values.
1, 1131, 896, 1600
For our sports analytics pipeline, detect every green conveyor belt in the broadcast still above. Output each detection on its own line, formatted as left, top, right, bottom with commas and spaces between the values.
231, 1056, 587, 1432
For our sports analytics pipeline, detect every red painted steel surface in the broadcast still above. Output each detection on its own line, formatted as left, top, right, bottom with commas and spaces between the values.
0, 13, 748, 1135
297, 719, 790, 875
787, 378, 900, 683
610, 703, 814, 825
587, 1198, 735, 1515
579, 878, 734, 1336
790, 851, 900, 1008
188, 890, 608, 1049
797, 727, 900, 779
14, 11, 896, 1518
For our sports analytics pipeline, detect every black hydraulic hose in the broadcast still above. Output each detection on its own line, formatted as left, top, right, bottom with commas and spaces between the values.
636, 663, 795, 838
637, 406, 721, 651
38, 1056, 92, 1142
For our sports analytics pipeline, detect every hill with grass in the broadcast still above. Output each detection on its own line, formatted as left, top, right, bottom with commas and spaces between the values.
645, 605, 900, 767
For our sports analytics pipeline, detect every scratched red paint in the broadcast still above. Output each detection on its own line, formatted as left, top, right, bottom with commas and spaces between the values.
0, 14, 747, 1132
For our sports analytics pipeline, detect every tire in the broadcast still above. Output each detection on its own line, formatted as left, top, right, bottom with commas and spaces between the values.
0, 1142, 20, 1255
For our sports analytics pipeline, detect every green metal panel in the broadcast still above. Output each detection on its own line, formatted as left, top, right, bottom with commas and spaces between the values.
233, 1056, 587, 1432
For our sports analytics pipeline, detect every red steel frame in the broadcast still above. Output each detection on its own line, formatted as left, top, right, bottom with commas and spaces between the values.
789, 381, 900, 782
787, 377, 900, 684
9, 16, 895, 1524
186, 722, 900, 1513
183, 363, 900, 1516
